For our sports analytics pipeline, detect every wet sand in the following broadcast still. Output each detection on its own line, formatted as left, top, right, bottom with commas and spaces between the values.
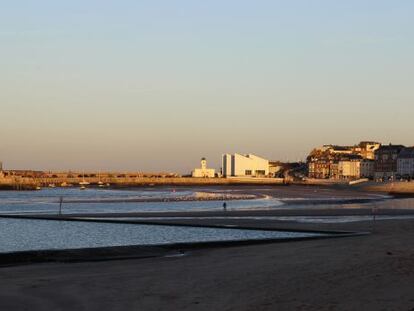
1, 185, 413, 310
0, 214, 413, 310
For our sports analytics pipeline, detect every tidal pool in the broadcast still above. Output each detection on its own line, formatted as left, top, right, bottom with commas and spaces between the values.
0, 218, 325, 253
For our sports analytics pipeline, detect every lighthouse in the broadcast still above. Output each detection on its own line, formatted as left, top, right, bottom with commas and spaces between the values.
192, 157, 216, 178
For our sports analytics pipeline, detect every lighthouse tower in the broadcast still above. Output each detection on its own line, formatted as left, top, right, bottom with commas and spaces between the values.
201, 158, 207, 170
192, 157, 216, 178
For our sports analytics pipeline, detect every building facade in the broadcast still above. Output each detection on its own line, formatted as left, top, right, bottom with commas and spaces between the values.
308, 150, 375, 180
357, 142, 381, 160
338, 160, 361, 179
222, 153, 269, 177
308, 161, 332, 179
397, 147, 414, 178
338, 159, 374, 179
360, 160, 375, 178
268, 161, 283, 177
192, 158, 215, 178
374, 145, 405, 180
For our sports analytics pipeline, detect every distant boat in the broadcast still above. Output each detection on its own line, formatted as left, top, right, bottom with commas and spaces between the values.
48, 184, 56, 188
79, 172, 90, 186
98, 171, 104, 187
80, 185, 86, 190
36, 186, 41, 190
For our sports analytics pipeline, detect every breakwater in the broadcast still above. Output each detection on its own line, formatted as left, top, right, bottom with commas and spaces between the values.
0, 176, 285, 190
0, 177, 38, 190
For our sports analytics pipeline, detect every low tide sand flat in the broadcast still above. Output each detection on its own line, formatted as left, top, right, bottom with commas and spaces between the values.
0, 216, 412, 310
1, 186, 414, 310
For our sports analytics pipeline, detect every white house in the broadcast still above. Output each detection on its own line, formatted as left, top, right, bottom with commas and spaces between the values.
338, 159, 374, 179
222, 153, 269, 177
338, 160, 361, 179
192, 158, 215, 178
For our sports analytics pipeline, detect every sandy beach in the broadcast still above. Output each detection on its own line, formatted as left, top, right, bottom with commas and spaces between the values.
0, 208, 413, 310
1, 185, 414, 310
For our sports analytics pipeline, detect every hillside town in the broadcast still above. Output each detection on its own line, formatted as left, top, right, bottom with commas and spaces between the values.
193, 142, 414, 182
307, 141, 414, 181
191, 142, 414, 182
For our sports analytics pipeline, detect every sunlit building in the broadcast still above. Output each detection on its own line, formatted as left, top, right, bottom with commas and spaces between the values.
192, 158, 215, 178
268, 161, 283, 177
357, 142, 381, 160
222, 153, 269, 177
338, 158, 374, 179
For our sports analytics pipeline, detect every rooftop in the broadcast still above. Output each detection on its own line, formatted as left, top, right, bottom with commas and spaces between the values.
398, 147, 414, 159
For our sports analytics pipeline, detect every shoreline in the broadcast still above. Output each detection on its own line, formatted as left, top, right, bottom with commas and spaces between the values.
0, 216, 413, 310
1, 184, 414, 310
0, 227, 361, 266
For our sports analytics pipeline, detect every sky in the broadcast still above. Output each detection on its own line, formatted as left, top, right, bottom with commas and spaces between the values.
1, 1, 413, 173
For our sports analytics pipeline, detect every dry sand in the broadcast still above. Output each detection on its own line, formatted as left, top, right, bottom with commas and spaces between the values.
0, 215, 413, 311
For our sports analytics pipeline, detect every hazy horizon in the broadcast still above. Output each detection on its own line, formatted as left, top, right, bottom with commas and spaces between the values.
1, 1, 413, 173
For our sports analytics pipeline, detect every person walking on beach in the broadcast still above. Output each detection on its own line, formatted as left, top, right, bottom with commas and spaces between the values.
223, 202, 227, 211
58, 196, 64, 216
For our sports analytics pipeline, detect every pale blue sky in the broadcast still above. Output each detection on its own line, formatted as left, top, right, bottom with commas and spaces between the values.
1, 1, 413, 172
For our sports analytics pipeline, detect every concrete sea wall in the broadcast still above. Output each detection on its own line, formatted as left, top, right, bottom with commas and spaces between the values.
361, 181, 414, 195
0, 176, 285, 190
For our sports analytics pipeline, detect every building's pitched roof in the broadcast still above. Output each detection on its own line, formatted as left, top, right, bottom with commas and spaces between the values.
376, 144, 405, 152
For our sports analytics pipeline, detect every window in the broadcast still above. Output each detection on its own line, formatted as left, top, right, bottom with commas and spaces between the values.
245, 170, 252, 175
255, 170, 266, 176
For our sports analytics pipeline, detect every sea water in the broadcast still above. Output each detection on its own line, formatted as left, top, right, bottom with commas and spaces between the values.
0, 218, 325, 253
0, 187, 282, 214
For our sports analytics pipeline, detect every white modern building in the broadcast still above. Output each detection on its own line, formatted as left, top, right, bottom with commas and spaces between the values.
222, 153, 269, 177
192, 158, 216, 178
